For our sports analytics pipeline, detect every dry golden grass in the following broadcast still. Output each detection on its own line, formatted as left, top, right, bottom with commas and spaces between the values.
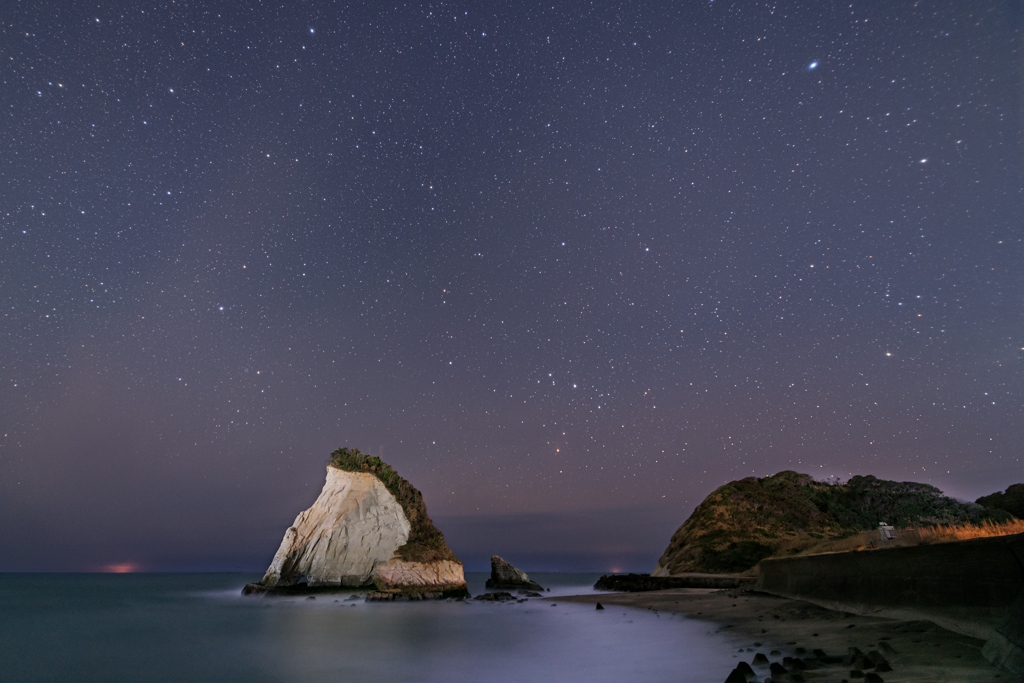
916, 519, 1024, 543
787, 519, 1024, 559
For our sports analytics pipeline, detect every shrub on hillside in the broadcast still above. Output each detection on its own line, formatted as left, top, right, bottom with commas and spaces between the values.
329, 447, 458, 564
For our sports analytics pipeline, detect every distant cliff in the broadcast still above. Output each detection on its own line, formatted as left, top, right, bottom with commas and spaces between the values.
247, 448, 466, 596
654, 470, 1010, 576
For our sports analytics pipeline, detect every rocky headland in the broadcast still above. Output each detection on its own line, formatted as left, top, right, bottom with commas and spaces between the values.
244, 448, 468, 598
582, 471, 1024, 679
653, 470, 1012, 576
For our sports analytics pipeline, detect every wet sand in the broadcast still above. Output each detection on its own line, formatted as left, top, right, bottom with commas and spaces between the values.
556, 588, 1016, 682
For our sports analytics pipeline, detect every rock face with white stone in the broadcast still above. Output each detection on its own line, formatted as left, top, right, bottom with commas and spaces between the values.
373, 558, 467, 591
246, 450, 467, 596
260, 468, 412, 588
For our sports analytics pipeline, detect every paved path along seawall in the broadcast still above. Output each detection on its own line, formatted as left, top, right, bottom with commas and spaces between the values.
756, 532, 1024, 675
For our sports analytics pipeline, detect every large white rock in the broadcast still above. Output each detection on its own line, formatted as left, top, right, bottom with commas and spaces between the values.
262, 468, 411, 587
260, 466, 466, 592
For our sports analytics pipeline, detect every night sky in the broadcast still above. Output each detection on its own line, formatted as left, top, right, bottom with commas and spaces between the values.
1, 1, 1021, 573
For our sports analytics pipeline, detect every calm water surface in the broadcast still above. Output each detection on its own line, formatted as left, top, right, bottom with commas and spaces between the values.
0, 573, 745, 682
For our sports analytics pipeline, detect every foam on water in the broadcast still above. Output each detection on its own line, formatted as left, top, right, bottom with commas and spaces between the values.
0, 573, 745, 682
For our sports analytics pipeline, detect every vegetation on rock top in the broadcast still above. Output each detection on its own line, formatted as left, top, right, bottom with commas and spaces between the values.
977, 484, 1024, 519
656, 470, 1012, 575
328, 447, 459, 564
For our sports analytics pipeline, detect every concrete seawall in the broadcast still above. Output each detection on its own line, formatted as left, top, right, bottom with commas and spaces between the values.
756, 532, 1024, 675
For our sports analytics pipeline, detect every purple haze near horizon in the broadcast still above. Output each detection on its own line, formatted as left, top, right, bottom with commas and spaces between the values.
1, 1, 1021, 573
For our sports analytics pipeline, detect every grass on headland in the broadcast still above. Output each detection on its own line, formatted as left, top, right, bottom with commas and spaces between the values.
328, 447, 459, 564
916, 518, 1024, 543
792, 518, 1024, 557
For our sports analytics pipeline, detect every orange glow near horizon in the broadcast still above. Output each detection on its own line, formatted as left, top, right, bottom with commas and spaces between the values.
102, 563, 141, 574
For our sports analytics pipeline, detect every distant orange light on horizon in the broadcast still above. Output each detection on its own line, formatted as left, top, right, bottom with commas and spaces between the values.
102, 563, 140, 574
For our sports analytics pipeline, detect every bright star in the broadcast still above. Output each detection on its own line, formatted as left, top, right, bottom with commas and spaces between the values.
807, 61, 819, 70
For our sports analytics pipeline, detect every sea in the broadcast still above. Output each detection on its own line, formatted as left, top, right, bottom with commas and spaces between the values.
0, 572, 747, 682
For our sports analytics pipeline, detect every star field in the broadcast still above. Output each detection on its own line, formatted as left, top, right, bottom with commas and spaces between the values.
1, 1, 1021, 571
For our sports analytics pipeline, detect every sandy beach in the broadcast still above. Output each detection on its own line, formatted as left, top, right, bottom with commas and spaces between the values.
557, 588, 1016, 682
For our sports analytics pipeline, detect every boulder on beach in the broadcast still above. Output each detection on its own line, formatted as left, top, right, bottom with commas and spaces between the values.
485, 555, 544, 591
244, 448, 468, 598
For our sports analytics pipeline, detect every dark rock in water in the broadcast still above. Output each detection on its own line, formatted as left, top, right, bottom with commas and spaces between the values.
518, 590, 543, 597
473, 591, 515, 602
242, 583, 267, 595
735, 661, 755, 677
596, 603, 604, 610
593, 573, 753, 592
485, 556, 543, 591
849, 670, 865, 679
852, 655, 873, 670
724, 668, 748, 683
866, 651, 891, 671
366, 591, 456, 601
864, 673, 885, 683
769, 661, 788, 676
783, 656, 807, 670
752, 652, 770, 665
